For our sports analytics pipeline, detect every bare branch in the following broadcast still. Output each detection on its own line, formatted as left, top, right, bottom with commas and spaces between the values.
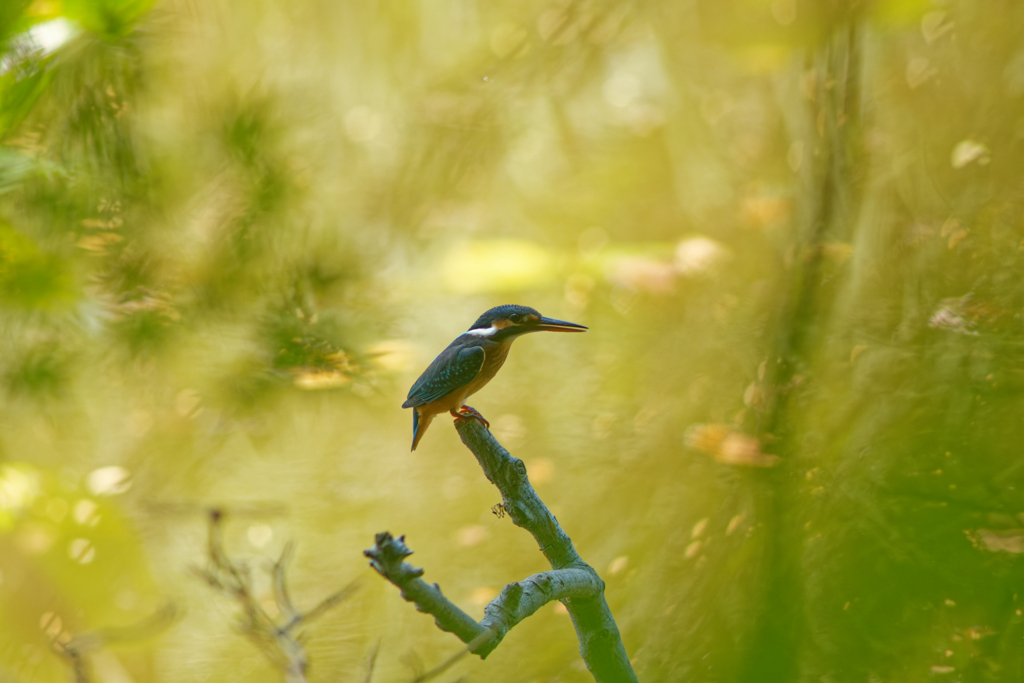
410, 627, 497, 683
292, 582, 360, 629
368, 422, 637, 682
365, 530, 602, 658
477, 567, 601, 655
199, 508, 356, 683
51, 639, 91, 683
365, 532, 487, 645
454, 421, 580, 568
454, 420, 637, 680
49, 604, 178, 683
273, 541, 301, 624
73, 604, 179, 649
363, 640, 381, 683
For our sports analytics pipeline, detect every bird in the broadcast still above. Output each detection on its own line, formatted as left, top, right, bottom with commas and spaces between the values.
402, 304, 588, 451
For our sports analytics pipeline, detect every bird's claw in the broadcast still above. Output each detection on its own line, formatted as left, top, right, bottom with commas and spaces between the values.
451, 405, 490, 429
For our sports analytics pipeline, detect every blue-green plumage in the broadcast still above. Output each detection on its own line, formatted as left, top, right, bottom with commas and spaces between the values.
403, 342, 485, 409
411, 407, 419, 448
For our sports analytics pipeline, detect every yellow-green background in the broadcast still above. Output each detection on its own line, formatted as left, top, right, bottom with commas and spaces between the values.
2, 0, 1024, 681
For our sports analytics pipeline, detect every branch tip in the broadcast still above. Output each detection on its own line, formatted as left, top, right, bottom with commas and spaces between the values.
364, 532, 422, 579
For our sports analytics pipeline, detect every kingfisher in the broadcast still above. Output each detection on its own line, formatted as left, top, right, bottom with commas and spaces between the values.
402, 304, 588, 451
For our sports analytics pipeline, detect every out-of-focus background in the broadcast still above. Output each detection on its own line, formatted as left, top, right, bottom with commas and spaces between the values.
2, 0, 1024, 681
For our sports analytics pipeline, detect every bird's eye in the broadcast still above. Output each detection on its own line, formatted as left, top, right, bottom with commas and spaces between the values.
509, 313, 522, 324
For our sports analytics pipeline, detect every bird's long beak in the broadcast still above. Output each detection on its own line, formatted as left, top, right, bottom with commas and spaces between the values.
534, 316, 588, 333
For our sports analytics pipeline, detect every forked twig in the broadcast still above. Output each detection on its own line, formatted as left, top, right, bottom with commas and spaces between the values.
367, 421, 636, 682
197, 508, 358, 683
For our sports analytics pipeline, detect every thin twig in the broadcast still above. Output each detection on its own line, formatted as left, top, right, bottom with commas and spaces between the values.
363, 639, 381, 683
290, 583, 360, 630
273, 541, 301, 624
199, 508, 357, 682
410, 627, 497, 683
49, 604, 178, 683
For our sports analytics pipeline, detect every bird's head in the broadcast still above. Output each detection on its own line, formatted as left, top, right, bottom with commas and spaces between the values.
466, 305, 587, 340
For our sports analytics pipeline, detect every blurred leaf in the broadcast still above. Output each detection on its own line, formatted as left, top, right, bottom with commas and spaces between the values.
0, 57, 54, 138
870, 0, 932, 25
0, 224, 75, 307
4, 342, 74, 397
272, 336, 354, 375
61, 0, 154, 38
0, 147, 36, 193
0, 0, 33, 44
107, 288, 180, 355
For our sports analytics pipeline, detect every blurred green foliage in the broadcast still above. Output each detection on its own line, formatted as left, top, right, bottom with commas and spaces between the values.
2, 0, 1024, 682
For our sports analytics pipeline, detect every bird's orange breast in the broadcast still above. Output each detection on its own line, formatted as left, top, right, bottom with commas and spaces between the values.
462, 340, 511, 399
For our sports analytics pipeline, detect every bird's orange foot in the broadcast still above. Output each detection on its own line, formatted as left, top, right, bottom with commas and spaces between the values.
451, 405, 490, 428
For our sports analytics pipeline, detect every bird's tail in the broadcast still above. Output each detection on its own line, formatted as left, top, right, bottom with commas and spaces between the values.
411, 409, 434, 451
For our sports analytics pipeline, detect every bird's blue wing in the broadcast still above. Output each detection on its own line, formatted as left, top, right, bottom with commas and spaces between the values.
402, 343, 485, 408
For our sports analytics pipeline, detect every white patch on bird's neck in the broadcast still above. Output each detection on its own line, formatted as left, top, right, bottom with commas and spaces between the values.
466, 325, 498, 337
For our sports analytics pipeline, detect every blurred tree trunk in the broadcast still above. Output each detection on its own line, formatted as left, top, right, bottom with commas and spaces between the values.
738, 17, 865, 682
